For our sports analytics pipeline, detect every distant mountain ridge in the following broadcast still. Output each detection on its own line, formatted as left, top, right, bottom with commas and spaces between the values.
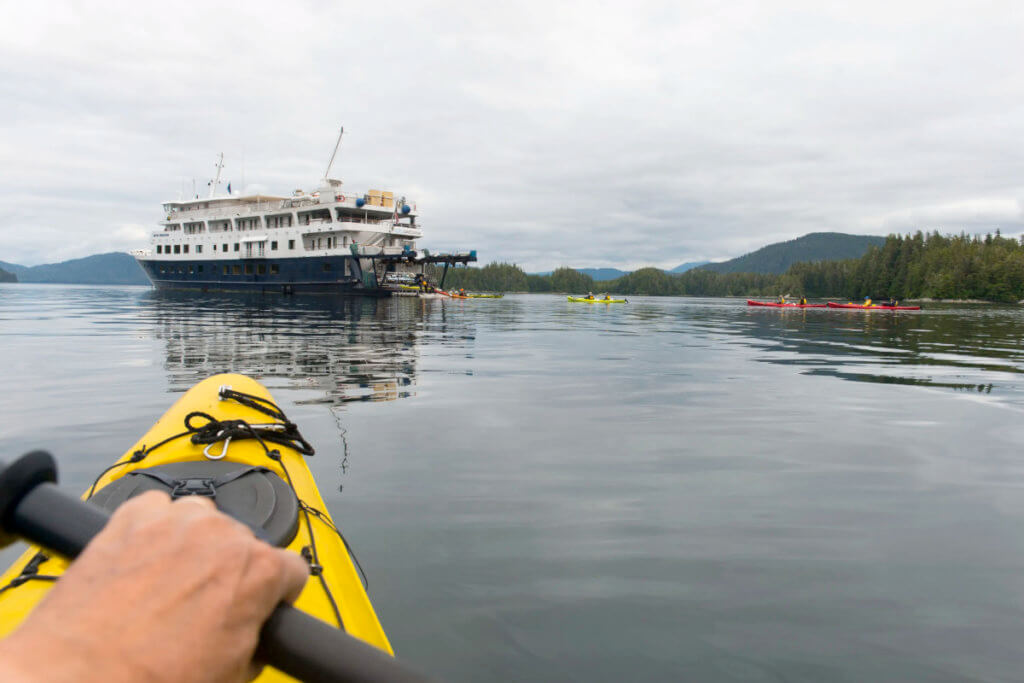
0, 266, 16, 283
698, 232, 886, 274
576, 268, 629, 281
531, 263, 708, 280
530, 268, 628, 281
0, 252, 149, 285
668, 261, 710, 273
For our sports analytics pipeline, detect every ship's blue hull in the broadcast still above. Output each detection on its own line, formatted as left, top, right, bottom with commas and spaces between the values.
137, 255, 387, 295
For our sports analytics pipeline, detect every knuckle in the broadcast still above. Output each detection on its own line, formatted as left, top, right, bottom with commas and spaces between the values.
106, 490, 171, 529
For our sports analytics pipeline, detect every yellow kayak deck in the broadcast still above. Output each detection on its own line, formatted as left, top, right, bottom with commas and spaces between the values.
0, 374, 392, 680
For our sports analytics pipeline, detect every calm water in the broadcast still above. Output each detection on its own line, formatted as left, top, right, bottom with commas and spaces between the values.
3, 284, 1024, 682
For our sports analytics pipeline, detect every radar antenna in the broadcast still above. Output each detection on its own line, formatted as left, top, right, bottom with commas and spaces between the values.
323, 127, 344, 180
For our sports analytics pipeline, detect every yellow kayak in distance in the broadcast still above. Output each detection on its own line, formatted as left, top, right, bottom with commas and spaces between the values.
467, 294, 504, 299
0, 374, 393, 681
567, 296, 627, 304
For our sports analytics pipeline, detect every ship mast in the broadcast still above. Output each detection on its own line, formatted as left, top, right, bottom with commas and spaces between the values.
323, 127, 344, 181
208, 153, 225, 198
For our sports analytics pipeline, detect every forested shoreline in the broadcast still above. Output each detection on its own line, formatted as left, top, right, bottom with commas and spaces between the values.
433, 231, 1024, 303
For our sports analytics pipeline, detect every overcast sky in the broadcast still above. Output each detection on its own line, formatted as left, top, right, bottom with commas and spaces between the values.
2, 0, 1023, 270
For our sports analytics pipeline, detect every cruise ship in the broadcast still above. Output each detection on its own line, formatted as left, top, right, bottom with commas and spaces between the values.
132, 131, 475, 294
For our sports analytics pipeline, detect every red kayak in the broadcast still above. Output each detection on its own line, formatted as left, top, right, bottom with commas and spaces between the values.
747, 300, 827, 308
827, 302, 920, 311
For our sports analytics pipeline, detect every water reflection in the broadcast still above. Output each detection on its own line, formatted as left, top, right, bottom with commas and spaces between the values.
145, 290, 477, 405
691, 301, 1024, 401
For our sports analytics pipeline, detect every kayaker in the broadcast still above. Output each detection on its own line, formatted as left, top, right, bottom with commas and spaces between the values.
776, 295, 786, 304
586, 291, 595, 300
799, 297, 808, 305
884, 297, 898, 307
603, 294, 611, 301
863, 296, 872, 307
0, 491, 308, 682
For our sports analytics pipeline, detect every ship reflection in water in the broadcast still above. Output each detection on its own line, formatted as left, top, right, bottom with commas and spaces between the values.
147, 290, 475, 404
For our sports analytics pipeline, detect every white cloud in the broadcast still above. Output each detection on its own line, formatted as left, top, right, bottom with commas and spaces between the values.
1, 0, 1023, 269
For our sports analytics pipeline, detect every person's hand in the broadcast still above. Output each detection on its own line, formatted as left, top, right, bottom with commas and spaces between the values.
0, 490, 308, 683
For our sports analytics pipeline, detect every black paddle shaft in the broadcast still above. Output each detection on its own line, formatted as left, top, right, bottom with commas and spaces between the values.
0, 451, 432, 683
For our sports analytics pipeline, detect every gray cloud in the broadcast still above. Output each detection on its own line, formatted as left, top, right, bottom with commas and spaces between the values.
2, 0, 1022, 269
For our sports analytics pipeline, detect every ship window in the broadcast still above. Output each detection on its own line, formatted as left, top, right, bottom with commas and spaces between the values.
159, 267, 165, 274
234, 243, 239, 252
317, 238, 322, 249
212, 244, 216, 252
188, 266, 194, 274
178, 267, 184, 274
156, 245, 162, 254
288, 240, 295, 250
244, 264, 253, 275
223, 243, 228, 252
173, 245, 180, 254
322, 262, 331, 272
196, 245, 202, 254
183, 245, 189, 254
257, 264, 266, 275
223, 265, 229, 275
271, 241, 277, 250
232, 265, 241, 275
270, 264, 279, 275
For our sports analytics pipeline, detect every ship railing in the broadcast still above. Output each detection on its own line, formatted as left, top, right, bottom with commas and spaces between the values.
158, 195, 416, 222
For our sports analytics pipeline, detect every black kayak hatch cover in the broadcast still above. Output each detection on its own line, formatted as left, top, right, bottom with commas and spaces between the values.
89, 460, 299, 547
